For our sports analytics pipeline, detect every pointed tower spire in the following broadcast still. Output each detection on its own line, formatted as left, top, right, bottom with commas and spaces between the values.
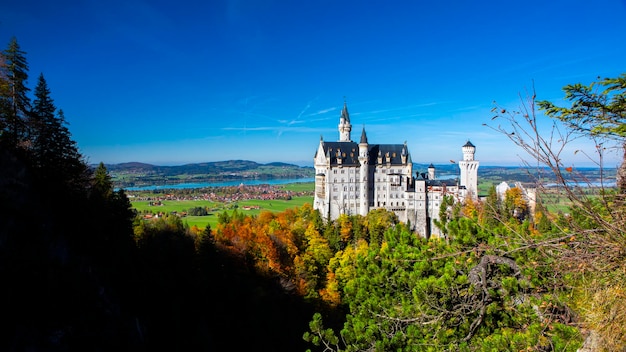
341, 99, 350, 123
360, 126, 368, 144
338, 98, 352, 142
357, 123, 369, 216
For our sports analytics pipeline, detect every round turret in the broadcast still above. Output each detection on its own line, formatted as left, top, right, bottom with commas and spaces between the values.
428, 163, 435, 180
459, 140, 479, 200
462, 140, 475, 161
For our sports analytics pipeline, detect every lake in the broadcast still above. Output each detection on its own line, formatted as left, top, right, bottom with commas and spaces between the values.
120, 177, 315, 191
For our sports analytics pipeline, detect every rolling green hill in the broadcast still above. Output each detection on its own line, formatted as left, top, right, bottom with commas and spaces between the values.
104, 160, 315, 188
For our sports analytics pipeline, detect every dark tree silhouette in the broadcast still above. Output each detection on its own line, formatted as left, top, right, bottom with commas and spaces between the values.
0, 37, 30, 145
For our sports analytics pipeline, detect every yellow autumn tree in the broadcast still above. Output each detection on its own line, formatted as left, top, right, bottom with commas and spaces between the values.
320, 239, 370, 306
293, 222, 332, 299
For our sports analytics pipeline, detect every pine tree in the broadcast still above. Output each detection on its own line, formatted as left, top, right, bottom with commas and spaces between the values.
0, 37, 30, 146
55, 109, 88, 189
92, 162, 113, 199
30, 74, 87, 189
0, 52, 8, 135
30, 73, 56, 169
481, 184, 501, 227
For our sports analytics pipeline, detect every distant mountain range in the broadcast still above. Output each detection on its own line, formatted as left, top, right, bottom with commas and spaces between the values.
103, 160, 612, 175
104, 160, 311, 176
104, 160, 316, 188
103, 160, 614, 188
103, 160, 477, 178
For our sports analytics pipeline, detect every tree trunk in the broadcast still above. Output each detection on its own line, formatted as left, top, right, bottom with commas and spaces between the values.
617, 144, 626, 195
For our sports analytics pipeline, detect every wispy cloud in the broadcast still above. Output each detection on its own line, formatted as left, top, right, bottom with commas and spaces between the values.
296, 98, 315, 120
222, 124, 331, 135
308, 106, 337, 116
275, 96, 321, 137
222, 126, 275, 131
352, 102, 444, 117
208, 107, 273, 120
277, 119, 305, 126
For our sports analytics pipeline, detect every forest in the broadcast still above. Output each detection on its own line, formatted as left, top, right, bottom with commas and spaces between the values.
2, 37, 625, 351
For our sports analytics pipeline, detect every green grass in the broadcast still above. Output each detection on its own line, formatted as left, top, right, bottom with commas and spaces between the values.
278, 181, 314, 192
183, 215, 219, 230
539, 192, 575, 214
132, 195, 314, 230
132, 199, 220, 213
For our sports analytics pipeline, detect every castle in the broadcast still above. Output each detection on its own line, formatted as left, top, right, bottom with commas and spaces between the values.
313, 102, 479, 238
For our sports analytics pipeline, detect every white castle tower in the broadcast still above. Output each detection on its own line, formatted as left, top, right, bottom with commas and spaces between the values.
458, 140, 479, 199
338, 101, 352, 142
358, 127, 369, 216
428, 163, 435, 180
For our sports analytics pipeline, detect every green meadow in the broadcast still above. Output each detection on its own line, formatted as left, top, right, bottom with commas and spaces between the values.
131, 182, 314, 230
131, 178, 593, 229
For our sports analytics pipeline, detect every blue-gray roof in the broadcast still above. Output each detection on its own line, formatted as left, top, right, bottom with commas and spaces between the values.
319, 141, 408, 166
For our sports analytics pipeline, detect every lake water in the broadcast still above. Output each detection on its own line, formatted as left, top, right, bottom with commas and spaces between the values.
120, 177, 315, 191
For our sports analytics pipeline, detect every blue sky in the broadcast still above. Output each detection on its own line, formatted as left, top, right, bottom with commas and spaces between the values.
2, 0, 625, 166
